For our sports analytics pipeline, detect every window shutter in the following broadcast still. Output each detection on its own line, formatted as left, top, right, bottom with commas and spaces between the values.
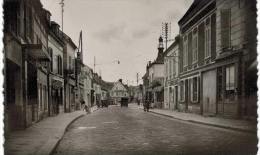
50, 49, 53, 72
188, 32, 192, 68
211, 13, 216, 60
198, 22, 205, 66
221, 9, 231, 49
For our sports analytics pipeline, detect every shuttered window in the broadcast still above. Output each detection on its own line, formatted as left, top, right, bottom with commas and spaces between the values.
221, 9, 231, 49
205, 18, 211, 58
57, 55, 63, 75
180, 81, 185, 102
183, 36, 188, 67
192, 28, 198, 63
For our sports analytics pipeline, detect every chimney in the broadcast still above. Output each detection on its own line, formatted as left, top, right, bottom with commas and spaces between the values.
51, 21, 60, 35
119, 79, 122, 83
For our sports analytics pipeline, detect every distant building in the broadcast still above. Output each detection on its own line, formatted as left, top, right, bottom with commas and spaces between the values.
110, 79, 129, 105
80, 65, 93, 108
128, 85, 143, 103
145, 36, 165, 108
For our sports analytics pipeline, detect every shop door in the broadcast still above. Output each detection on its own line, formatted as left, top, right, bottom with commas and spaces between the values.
202, 70, 217, 115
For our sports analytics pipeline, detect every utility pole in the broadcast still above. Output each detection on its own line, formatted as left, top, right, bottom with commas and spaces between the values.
94, 56, 96, 73
60, 0, 65, 32
78, 30, 83, 62
162, 22, 171, 50
136, 73, 139, 85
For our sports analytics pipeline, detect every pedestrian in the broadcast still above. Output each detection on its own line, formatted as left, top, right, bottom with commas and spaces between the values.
80, 99, 85, 110
146, 100, 150, 112
143, 100, 148, 112
83, 103, 90, 114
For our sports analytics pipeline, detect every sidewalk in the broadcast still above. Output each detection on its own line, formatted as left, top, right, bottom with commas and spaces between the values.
5, 111, 86, 155
133, 104, 257, 133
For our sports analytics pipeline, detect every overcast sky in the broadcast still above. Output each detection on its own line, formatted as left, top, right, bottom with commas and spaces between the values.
41, 0, 193, 85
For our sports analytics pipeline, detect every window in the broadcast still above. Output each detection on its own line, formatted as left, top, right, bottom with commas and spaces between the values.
165, 58, 169, 80
180, 81, 185, 102
39, 84, 42, 110
192, 29, 198, 63
221, 9, 231, 49
26, 6, 33, 40
169, 59, 172, 79
173, 58, 176, 76
205, 18, 211, 58
69, 56, 72, 70
226, 65, 235, 90
44, 86, 47, 110
57, 55, 63, 75
183, 36, 188, 67
226, 65, 235, 101
49, 48, 53, 72
16, 4, 21, 36
191, 77, 198, 102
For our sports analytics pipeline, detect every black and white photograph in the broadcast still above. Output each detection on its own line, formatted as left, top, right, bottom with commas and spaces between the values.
3, 0, 258, 154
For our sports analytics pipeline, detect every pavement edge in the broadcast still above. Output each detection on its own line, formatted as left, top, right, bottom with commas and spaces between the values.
149, 110, 256, 134
49, 113, 85, 155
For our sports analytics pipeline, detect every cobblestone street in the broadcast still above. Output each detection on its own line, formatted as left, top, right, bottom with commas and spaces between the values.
53, 105, 257, 155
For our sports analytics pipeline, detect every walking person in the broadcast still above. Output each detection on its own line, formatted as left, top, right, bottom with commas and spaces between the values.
81, 99, 85, 110
143, 101, 147, 112
146, 100, 150, 112
84, 104, 91, 114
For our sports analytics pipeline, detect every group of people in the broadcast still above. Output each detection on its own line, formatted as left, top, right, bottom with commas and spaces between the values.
80, 100, 91, 114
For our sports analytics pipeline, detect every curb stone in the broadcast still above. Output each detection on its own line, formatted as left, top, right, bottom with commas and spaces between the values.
48, 114, 85, 155
149, 110, 256, 134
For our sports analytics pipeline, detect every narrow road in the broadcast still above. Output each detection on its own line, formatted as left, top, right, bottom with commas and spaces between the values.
53, 104, 257, 155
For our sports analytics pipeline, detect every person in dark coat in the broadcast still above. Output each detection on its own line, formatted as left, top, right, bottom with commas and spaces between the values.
146, 100, 150, 112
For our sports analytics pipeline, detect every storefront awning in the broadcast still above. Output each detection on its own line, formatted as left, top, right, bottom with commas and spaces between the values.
153, 86, 164, 92
23, 44, 51, 61
52, 79, 63, 89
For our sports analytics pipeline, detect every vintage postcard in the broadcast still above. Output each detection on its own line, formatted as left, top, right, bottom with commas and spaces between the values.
3, 0, 258, 154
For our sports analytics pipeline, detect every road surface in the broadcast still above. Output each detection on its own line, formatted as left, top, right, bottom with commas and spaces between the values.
53, 104, 257, 155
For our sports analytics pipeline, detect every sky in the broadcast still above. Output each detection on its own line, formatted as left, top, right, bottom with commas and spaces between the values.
40, 0, 193, 85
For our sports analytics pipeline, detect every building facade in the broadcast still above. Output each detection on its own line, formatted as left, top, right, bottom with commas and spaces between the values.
80, 65, 93, 108
48, 21, 65, 115
145, 36, 165, 108
214, 0, 257, 118
63, 34, 77, 112
4, 0, 51, 130
177, 0, 257, 118
110, 79, 129, 105
164, 36, 180, 110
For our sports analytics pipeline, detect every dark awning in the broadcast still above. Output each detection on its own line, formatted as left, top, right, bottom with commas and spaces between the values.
23, 44, 51, 61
